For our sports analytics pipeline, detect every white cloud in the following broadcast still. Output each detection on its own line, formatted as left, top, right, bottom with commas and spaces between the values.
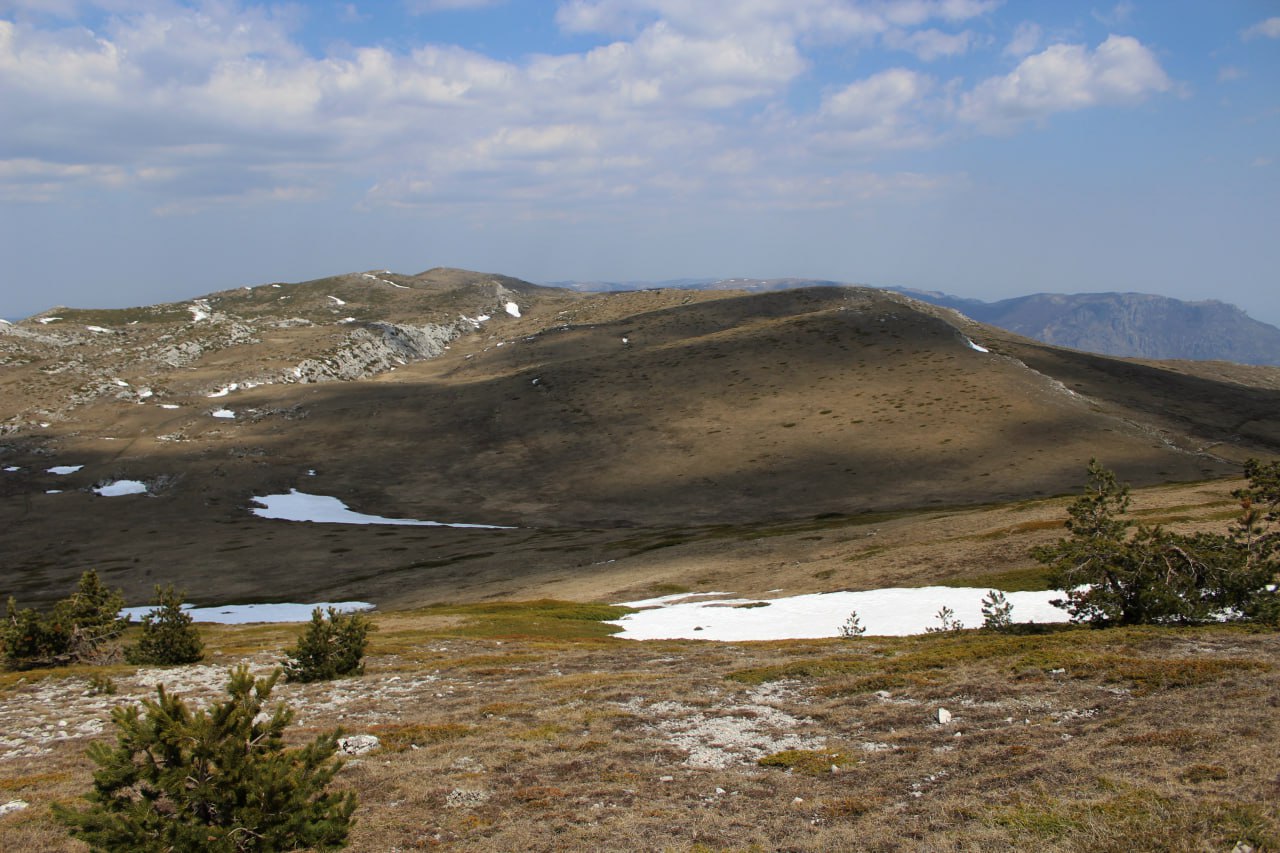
1217, 66, 1245, 83
555, 0, 997, 40
1003, 21, 1040, 57
1242, 17, 1280, 41
1091, 2, 1134, 28
883, 27, 975, 61
0, 2, 1176, 219
957, 35, 1172, 131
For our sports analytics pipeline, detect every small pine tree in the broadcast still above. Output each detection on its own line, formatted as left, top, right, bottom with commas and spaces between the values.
125, 585, 203, 665
1, 571, 127, 670
925, 605, 964, 633
980, 590, 1014, 632
283, 607, 374, 683
837, 610, 867, 638
53, 666, 356, 851
58, 570, 128, 662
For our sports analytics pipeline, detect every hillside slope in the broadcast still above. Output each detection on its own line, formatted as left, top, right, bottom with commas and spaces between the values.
2, 270, 1279, 609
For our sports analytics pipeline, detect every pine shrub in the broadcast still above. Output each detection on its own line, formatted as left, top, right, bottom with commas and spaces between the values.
1034, 459, 1280, 626
283, 607, 373, 683
837, 610, 866, 638
125, 585, 203, 665
53, 666, 356, 851
1, 570, 127, 670
980, 590, 1014, 632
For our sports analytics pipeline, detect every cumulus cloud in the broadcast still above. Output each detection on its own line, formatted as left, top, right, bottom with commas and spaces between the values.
1242, 17, 1280, 40
956, 35, 1172, 131
1003, 21, 1040, 57
883, 27, 976, 61
0, 2, 1176, 216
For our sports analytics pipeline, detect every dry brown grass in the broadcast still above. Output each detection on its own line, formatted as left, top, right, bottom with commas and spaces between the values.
2, 607, 1277, 852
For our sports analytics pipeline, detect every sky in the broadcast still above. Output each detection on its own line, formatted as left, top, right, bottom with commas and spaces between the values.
1, 1, 1277, 323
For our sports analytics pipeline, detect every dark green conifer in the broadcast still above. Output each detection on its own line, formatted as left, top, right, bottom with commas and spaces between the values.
125, 584, 203, 665
283, 607, 373, 683
53, 666, 356, 851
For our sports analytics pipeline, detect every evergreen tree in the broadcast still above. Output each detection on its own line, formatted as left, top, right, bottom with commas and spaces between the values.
1, 571, 126, 670
1033, 460, 1278, 626
125, 585, 203, 665
980, 590, 1014, 631
837, 610, 866, 638
283, 607, 373, 683
53, 666, 356, 851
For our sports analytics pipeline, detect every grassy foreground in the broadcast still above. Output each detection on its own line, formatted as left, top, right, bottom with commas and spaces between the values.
1, 602, 1277, 852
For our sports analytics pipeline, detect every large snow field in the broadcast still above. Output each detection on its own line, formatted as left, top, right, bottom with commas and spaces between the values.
610, 587, 1069, 640
120, 601, 374, 625
251, 488, 515, 529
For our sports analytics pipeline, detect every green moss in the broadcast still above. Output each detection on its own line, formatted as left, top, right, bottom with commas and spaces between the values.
417, 599, 634, 640
757, 748, 855, 775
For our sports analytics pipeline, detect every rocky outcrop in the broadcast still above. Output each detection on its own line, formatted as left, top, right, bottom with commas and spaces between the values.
290, 321, 467, 384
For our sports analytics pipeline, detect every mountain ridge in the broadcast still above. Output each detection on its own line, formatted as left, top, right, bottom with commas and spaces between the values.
3, 267, 1280, 611
545, 277, 1280, 366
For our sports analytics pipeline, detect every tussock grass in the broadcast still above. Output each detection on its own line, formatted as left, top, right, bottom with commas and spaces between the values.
412, 599, 633, 640
727, 625, 1269, 695
4, 609, 1276, 852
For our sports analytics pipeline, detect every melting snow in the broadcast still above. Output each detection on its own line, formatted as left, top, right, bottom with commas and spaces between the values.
328, 295, 346, 306
250, 489, 514, 529
609, 587, 1068, 640
94, 480, 148, 497
112, 378, 129, 387
85, 325, 111, 334
3, 466, 20, 472
384, 279, 408, 289
211, 408, 235, 419
965, 338, 990, 353
362, 273, 377, 280
504, 301, 522, 318
37, 317, 61, 324
47, 465, 83, 475
189, 302, 210, 322
159, 403, 180, 409
120, 601, 374, 625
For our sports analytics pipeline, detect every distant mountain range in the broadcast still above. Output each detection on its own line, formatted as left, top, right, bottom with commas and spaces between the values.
549, 278, 1280, 366
891, 289, 1280, 367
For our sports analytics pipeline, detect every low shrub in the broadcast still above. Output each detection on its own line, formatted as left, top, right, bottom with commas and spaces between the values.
125, 585, 203, 665
53, 666, 356, 850
283, 607, 373, 683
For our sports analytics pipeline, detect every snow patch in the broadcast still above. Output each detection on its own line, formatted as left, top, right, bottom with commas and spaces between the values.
964, 338, 990, 353
211, 408, 235, 419
85, 325, 111, 334
47, 465, 83, 475
504, 301, 522, 318
112, 378, 129, 387
3, 466, 20, 472
328, 295, 347, 306
94, 480, 148, 497
250, 489, 514, 529
158, 403, 180, 409
189, 301, 211, 322
120, 601, 374, 625
610, 587, 1068, 640
37, 317, 61, 324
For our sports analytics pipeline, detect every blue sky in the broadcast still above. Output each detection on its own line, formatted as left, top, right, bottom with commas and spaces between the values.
1, 1, 1277, 323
